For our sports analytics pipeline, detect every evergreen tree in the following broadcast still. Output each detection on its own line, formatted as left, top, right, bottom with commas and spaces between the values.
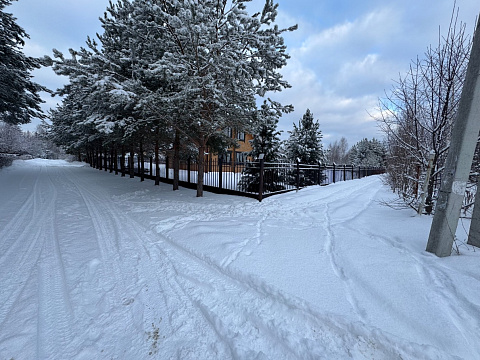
285, 109, 325, 186
238, 100, 286, 193
0, 0, 46, 124
286, 109, 325, 164
349, 138, 386, 167
0, 121, 24, 153
249, 100, 283, 162
143, 0, 296, 197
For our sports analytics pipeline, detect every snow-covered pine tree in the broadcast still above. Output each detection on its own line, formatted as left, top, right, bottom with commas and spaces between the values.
48, 48, 110, 165
250, 100, 284, 162
145, 0, 296, 197
0, 0, 46, 124
238, 99, 287, 193
286, 109, 325, 164
348, 138, 386, 167
0, 121, 25, 153
285, 109, 325, 186
47, 0, 295, 197
49, 0, 173, 174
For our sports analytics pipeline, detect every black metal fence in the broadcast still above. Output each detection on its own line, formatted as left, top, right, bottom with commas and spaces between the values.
90, 155, 384, 201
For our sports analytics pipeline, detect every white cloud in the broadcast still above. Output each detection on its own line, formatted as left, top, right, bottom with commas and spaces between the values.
271, 7, 404, 146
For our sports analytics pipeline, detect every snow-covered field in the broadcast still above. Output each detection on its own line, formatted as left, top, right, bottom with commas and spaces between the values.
0, 159, 479, 360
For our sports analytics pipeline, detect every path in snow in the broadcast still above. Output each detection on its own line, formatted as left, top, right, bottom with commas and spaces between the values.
0, 160, 478, 359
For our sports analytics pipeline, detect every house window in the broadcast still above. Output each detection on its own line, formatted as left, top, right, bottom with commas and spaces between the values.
220, 151, 232, 164
236, 152, 247, 164
236, 131, 245, 141
224, 127, 233, 138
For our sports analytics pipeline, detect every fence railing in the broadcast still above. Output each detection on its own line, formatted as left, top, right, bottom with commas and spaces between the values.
89, 155, 384, 201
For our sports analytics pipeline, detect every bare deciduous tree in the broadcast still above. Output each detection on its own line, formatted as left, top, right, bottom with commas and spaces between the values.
327, 137, 349, 164
377, 8, 472, 212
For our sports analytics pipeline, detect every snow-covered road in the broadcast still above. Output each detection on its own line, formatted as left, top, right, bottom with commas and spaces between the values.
1, 159, 479, 359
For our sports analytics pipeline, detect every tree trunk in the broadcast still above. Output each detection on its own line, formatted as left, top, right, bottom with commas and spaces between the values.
197, 143, 206, 197
140, 140, 144, 182
173, 130, 180, 191
425, 154, 438, 214
121, 145, 126, 177
155, 138, 160, 186
108, 144, 114, 173
104, 146, 108, 171
130, 143, 134, 178
114, 147, 118, 175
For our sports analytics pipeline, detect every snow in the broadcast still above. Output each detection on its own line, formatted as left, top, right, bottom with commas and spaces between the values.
1, 159, 479, 359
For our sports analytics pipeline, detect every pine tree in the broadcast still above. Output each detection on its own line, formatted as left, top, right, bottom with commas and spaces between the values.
286, 109, 325, 164
238, 100, 286, 192
250, 100, 283, 162
285, 109, 325, 186
349, 138, 386, 167
0, 0, 46, 124
0, 121, 24, 153
144, 0, 296, 196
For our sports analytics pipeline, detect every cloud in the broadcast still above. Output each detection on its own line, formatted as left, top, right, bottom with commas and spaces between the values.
272, 1, 479, 146
270, 7, 404, 145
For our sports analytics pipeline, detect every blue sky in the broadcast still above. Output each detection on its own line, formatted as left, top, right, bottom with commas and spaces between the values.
8, 0, 480, 147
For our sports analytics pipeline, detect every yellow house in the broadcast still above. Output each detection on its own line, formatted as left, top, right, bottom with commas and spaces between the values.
207, 127, 254, 168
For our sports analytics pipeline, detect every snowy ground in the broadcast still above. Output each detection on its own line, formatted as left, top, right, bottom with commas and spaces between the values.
0, 159, 479, 360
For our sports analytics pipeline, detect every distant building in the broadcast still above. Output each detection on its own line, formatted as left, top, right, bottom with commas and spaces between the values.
207, 127, 253, 169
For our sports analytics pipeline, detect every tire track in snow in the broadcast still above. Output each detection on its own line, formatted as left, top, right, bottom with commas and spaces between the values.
0, 166, 41, 263
62, 169, 174, 357
217, 179, 382, 268
65, 176, 139, 318
64, 171, 230, 358
322, 178, 382, 323
0, 167, 53, 330
219, 213, 268, 268
36, 170, 75, 359
144, 220, 427, 359
323, 202, 368, 323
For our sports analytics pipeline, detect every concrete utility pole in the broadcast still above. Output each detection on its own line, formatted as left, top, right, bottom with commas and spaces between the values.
467, 174, 480, 247
426, 19, 480, 257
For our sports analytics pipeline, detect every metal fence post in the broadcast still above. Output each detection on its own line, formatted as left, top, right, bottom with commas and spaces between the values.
129, 144, 135, 178
332, 163, 336, 183
218, 157, 223, 189
318, 162, 322, 185
296, 159, 300, 191
166, 156, 169, 179
140, 141, 144, 182
121, 146, 125, 177
110, 148, 113, 173
104, 148, 108, 171
258, 156, 265, 201
114, 148, 118, 175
